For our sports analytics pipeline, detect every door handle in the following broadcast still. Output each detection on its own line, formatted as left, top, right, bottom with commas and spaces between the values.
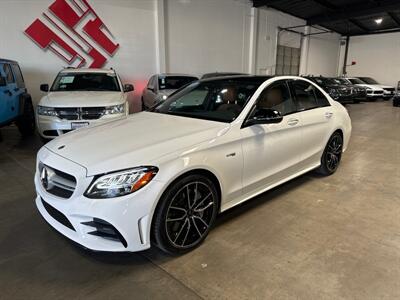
325, 112, 333, 119
287, 118, 299, 126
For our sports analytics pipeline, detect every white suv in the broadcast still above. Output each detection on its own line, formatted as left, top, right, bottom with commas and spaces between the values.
36, 68, 133, 141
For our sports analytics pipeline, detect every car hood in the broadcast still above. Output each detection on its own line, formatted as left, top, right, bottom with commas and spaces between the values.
39, 91, 124, 107
45, 112, 230, 176
376, 85, 395, 89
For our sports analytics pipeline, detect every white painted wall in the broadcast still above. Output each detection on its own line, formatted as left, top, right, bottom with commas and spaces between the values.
255, 8, 305, 75
0, 0, 343, 113
345, 32, 400, 86
0, 0, 158, 112
163, 0, 253, 77
302, 28, 341, 76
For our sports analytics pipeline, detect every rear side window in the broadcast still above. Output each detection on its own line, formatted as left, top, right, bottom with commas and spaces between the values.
292, 80, 319, 111
314, 88, 330, 107
3, 64, 15, 84
11, 64, 25, 88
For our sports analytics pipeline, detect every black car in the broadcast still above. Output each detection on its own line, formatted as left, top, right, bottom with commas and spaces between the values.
305, 76, 356, 104
330, 77, 367, 102
201, 72, 248, 79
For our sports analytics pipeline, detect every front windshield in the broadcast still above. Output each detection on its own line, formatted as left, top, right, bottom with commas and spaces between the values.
159, 76, 198, 90
312, 77, 337, 85
151, 79, 264, 123
349, 78, 365, 84
51, 73, 120, 92
331, 78, 350, 85
358, 77, 379, 84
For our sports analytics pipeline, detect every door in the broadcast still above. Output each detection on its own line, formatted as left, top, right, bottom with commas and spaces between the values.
289, 79, 334, 167
0, 63, 19, 124
143, 75, 157, 108
241, 80, 303, 196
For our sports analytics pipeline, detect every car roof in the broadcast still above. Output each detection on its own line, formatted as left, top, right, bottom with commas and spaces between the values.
0, 58, 18, 64
59, 68, 116, 74
158, 73, 198, 78
200, 75, 273, 83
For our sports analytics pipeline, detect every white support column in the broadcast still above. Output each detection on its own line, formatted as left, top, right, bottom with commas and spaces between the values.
299, 25, 310, 75
248, 7, 258, 74
155, 0, 167, 73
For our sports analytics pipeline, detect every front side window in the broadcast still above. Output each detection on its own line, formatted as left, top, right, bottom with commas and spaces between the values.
159, 76, 198, 90
292, 80, 319, 111
255, 81, 296, 116
3, 64, 15, 84
358, 77, 378, 84
152, 80, 263, 122
11, 64, 25, 88
51, 73, 120, 92
349, 78, 364, 84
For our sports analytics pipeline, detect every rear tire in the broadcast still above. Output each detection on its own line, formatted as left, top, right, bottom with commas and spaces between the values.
152, 174, 219, 255
16, 98, 35, 136
315, 132, 343, 176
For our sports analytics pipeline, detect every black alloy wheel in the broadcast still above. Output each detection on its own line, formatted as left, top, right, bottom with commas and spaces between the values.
316, 132, 343, 176
152, 174, 218, 254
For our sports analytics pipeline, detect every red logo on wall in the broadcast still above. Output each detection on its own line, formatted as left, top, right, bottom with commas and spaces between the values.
25, 0, 119, 68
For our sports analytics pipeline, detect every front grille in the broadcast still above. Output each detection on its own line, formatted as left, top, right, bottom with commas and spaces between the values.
82, 218, 128, 248
39, 163, 77, 199
373, 91, 383, 95
41, 198, 75, 231
384, 88, 395, 92
55, 107, 105, 120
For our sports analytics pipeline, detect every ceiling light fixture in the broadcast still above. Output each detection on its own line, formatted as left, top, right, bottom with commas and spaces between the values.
375, 18, 383, 25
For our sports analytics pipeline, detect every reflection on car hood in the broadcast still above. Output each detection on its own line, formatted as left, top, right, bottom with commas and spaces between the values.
354, 84, 384, 91
39, 91, 124, 107
45, 112, 230, 176
158, 89, 177, 97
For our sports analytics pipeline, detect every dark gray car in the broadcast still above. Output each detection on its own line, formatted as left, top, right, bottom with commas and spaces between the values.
141, 74, 198, 110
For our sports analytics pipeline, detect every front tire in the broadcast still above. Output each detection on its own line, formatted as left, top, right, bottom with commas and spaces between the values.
16, 98, 35, 136
152, 174, 219, 254
316, 132, 343, 176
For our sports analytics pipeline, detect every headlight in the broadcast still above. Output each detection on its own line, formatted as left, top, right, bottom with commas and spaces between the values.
37, 106, 58, 117
104, 103, 125, 115
84, 166, 158, 199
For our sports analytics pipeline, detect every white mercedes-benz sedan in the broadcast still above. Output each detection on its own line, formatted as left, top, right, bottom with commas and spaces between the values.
34, 76, 351, 254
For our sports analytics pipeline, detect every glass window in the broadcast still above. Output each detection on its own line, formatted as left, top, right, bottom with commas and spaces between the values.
358, 77, 378, 84
349, 78, 364, 84
152, 80, 263, 123
255, 81, 296, 116
3, 64, 15, 84
11, 64, 25, 88
292, 80, 319, 111
51, 73, 120, 92
158, 76, 198, 90
314, 88, 330, 107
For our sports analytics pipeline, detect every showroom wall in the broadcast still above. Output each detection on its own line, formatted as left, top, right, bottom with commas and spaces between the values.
344, 32, 400, 86
0, 0, 158, 112
302, 28, 341, 77
0, 0, 342, 112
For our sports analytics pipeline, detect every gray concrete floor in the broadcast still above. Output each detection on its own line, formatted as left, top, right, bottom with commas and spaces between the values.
0, 101, 399, 299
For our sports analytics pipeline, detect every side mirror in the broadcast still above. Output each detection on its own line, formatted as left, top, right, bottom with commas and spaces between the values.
0, 76, 6, 87
123, 84, 134, 93
147, 86, 155, 92
40, 84, 49, 92
245, 108, 283, 126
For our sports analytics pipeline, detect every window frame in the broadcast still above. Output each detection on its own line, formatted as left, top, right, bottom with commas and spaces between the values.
242, 79, 298, 128
3, 64, 15, 84
289, 79, 330, 113
11, 63, 25, 89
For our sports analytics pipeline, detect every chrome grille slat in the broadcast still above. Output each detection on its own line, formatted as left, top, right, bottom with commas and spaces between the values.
39, 164, 77, 199
55, 107, 106, 120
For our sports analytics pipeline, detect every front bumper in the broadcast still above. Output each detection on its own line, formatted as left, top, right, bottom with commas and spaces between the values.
36, 113, 126, 139
34, 147, 164, 252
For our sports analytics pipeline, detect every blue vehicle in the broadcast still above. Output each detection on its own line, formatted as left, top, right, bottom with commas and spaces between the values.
0, 59, 35, 136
